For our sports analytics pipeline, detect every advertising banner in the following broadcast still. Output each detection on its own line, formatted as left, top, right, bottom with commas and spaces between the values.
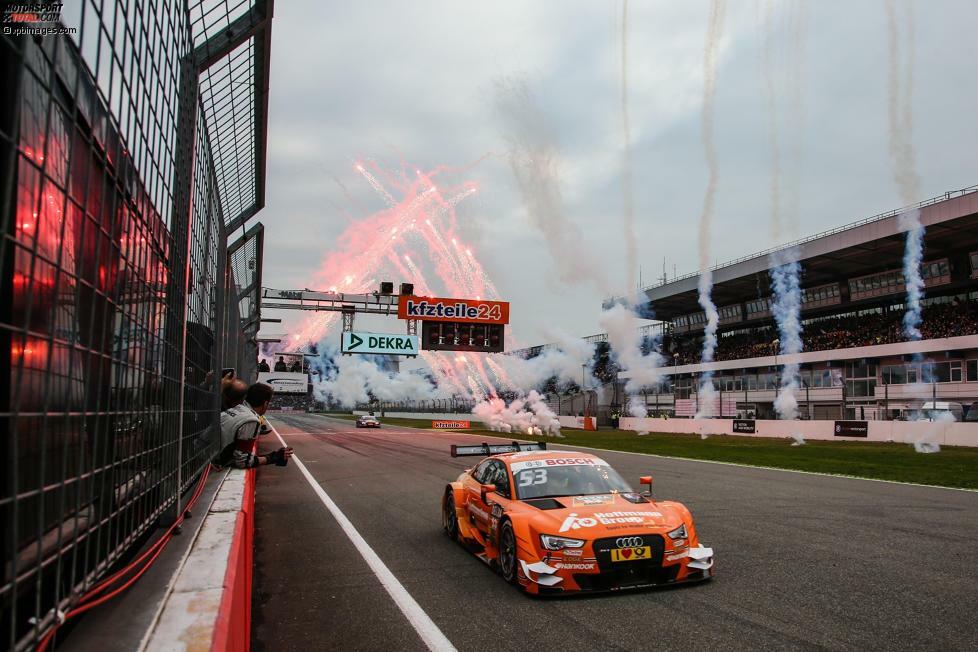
834, 420, 869, 437
341, 331, 419, 356
432, 420, 471, 429
732, 419, 756, 434
398, 295, 509, 325
257, 371, 308, 395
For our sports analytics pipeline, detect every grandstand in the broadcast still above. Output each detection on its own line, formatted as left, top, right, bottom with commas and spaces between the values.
511, 187, 978, 423
611, 187, 978, 421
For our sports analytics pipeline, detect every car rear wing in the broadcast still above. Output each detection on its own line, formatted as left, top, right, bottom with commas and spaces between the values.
450, 441, 547, 457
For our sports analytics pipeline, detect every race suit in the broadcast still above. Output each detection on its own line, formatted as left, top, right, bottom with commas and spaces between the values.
219, 403, 263, 468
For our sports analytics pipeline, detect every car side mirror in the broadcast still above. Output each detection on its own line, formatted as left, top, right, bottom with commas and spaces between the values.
480, 484, 497, 502
639, 475, 653, 496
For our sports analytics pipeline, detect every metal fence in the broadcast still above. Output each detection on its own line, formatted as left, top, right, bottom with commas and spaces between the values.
0, 1, 272, 648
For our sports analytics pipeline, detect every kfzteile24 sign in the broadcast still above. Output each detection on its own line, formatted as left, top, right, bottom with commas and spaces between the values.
397, 296, 509, 353
397, 296, 509, 324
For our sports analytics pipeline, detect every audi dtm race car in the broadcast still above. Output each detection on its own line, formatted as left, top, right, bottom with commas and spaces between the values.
355, 415, 381, 428
442, 442, 714, 595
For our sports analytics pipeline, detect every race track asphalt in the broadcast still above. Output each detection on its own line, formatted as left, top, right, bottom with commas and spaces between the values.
252, 414, 978, 651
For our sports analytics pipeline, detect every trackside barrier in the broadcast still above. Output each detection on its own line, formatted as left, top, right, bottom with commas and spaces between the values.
144, 467, 256, 651
557, 416, 597, 430
212, 467, 255, 652
352, 410, 477, 422
617, 417, 978, 447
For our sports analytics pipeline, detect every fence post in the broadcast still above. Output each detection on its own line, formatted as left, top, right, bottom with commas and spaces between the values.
168, 52, 202, 523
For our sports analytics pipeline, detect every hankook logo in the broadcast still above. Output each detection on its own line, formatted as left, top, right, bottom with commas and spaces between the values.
615, 537, 644, 548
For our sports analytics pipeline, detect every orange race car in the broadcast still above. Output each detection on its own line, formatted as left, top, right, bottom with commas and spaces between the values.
442, 442, 714, 595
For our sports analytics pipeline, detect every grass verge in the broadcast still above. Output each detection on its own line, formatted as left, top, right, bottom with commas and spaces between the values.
314, 412, 978, 490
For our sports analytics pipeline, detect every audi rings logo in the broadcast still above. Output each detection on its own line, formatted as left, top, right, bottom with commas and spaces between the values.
616, 536, 644, 548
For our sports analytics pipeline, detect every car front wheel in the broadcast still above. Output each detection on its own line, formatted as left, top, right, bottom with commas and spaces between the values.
443, 492, 460, 542
499, 521, 518, 584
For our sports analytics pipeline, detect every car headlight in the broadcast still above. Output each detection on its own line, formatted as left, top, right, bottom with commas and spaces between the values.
540, 534, 586, 550
667, 524, 688, 540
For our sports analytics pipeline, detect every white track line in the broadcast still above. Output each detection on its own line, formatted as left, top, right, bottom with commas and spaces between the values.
268, 421, 456, 652
306, 415, 977, 494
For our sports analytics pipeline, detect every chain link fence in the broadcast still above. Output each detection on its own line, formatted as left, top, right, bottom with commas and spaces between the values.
1, 1, 272, 648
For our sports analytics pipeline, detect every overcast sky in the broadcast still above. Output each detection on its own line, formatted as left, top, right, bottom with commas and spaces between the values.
258, 0, 978, 349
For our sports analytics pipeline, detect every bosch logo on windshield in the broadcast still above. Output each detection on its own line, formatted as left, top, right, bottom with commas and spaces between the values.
545, 458, 596, 466
616, 537, 644, 548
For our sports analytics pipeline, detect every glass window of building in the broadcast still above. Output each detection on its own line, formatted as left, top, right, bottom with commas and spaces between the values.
846, 380, 875, 397
923, 362, 951, 383
882, 364, 907, 385
967, 360, 977, 382
950, 361, 962, 382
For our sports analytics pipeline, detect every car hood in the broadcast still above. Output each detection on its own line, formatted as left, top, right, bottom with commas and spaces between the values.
521, 493, 683, 535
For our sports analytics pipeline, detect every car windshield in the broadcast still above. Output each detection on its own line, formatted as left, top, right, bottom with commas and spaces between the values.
514, 464, 632, 499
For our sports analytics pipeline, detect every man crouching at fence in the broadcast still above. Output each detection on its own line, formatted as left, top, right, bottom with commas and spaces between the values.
219, 383, 294, 468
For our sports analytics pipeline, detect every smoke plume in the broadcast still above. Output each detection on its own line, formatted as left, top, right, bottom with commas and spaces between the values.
309, 346, 444, 408
760, 0, 782, 243
487, 336, 597, 393
900, 210, 925, 340
600, 301, 663, 433
884, 0, 931, 429
695, 0, 726, 416
600, 302, 664, 395
884, 0, 925, 343
494, 77, 607, 291
758, 0, 809, 243
473, 390, 563, 437
770, 248, 804, 420
884, 0, 919, 205
620, 0, 637, 292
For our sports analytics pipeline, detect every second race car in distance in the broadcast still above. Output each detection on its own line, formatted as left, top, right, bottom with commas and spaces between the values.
442, 442, 714, 595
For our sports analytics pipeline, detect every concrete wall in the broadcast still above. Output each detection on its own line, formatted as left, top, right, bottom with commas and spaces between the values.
618, 417, 978, 446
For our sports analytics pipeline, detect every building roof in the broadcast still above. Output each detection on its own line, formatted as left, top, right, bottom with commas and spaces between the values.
621, 187, 978, 321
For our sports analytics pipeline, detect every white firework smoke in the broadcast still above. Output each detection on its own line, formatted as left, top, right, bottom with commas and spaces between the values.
600, 303, 664, 393
309, 349, 445, 408
770, 248, 803, 420
900, 210, 925, 341
695, 0, 727, 417
494, 76, 608, 291
472, 390, 563, 437
487, 336, 597, 392
620, 0, 638, 292
884, 0, 925, 342
600, 301, 664, 433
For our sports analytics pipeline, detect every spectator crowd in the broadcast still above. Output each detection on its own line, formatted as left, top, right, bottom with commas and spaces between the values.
598, 297, 978, 373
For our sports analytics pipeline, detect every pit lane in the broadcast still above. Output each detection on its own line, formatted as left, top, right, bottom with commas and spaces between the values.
253, 413, 978, 651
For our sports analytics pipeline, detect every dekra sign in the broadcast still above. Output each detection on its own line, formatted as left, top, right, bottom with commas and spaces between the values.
347, 333, 415, 352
